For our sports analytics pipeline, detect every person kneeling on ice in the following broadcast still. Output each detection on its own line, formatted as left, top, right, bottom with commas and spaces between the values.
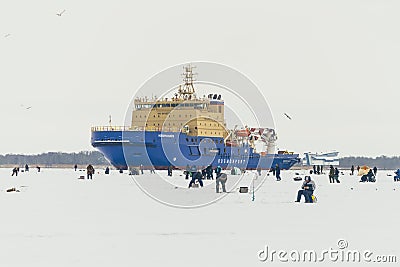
394, 169, 400, 182
188, 171, 204, 188
295, 176, 316, 203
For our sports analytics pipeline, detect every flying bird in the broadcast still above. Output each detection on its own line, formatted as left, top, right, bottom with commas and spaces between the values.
4, 33, 11, 38
56, 9, 66, 16
284, 113, 292, 120
26, 106, 32, 110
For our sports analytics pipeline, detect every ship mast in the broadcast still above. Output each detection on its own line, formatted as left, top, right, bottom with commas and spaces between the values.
178, 64, 197, 98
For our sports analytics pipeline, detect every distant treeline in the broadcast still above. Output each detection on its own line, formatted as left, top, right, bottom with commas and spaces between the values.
0, 151, 109, 166
339, 156, 400, 169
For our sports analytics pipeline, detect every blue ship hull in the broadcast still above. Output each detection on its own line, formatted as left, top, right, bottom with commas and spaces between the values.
91, 130, 300, 170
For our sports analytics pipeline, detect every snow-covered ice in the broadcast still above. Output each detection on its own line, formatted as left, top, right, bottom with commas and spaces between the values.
0, 167, 399, 266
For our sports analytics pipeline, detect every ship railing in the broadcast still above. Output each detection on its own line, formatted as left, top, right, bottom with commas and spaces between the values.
91, 126, 131, 132
91, 125, 184, 132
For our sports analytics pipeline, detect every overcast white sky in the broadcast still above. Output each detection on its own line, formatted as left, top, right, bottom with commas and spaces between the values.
1, 0, 399, 157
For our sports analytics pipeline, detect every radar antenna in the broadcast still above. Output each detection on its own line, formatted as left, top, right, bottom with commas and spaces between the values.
178, 64, 197, 97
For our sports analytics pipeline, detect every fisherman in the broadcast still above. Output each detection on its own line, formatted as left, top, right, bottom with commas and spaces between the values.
206, 165, 213, 179
257, 166, 261, 176
373, 166, 378, 176
185, 164, 190, 179
188, 171, 204, 188
11, 167, 18, 176
167, 165, 173, 176
334, 167, 340, 183
329, 165, 335, 183
295, 176, 316, 203
201, 167, 207, 179
367, 169, 376, 182
216, 173, 228, 193
271, 166, 276, 176
351, 165, 355, 175
275, 164, 281, 181
87, 164, 95, 179
150, 166, 155, 174
394, 169, 400, 182
140, 164, 144, 175
105, 167, 110, 174
25, 164, 29, 172
215, 165, 222, 178
74, 164, 78, 171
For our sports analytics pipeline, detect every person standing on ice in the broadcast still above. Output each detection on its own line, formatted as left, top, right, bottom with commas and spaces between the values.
215, 165, 222, 178
275, 164, 281, 181
74, 164, 78, 171
11, 167, 18, 176
295, 176, 316, 203
313, 165, 316, 174
351, 165, 355, 175
357, 165, 360, 173
86, 164, 95, 179
25, 164, 29, 172
334, 167, 340, 183
167, 165, 173, 176
329, 165, 335, 183
316, 165, 320, 175
140, 164, 144, 175
373, 166, 378, 176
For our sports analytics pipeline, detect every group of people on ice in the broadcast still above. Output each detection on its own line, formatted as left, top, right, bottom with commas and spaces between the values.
187, 165, 227, 193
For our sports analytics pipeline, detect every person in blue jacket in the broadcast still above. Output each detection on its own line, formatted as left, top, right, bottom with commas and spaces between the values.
394, 169, 400, 182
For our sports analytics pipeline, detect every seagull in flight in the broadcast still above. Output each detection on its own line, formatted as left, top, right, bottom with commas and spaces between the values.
26, 106, 32, 110
4, 33, 11, 38
284, 113, 292, 120
56, 9, 66, 16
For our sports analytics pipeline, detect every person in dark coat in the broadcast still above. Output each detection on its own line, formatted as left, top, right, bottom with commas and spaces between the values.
329, 165, 335, 183
357, 165, 360, 173
206, 165, 213, 179
334, 167, 340, 183
351, 165, 355, 175
185, 164, 190, 179
367, 169, 376, 182
105, 167, 110, 174
373, 166, 377, 176
275, 164, 281, 181
87, 164, 95, 179
74, 164, 78, 171
167, 165, 173, 176
36, 166, 41, 172
25, 164, 29, 172
188, 171, 204, 188
394, 169, 400, 182
320, 165, 323, 174
316, 165, 320, 175
313, 165, 316, 174
11, 167, 18, 176
295, 176, 316, 203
